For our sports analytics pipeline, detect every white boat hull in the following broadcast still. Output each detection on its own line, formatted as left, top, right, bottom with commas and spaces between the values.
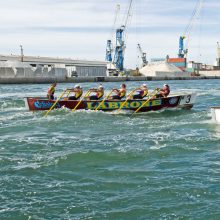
211, 107, 220, 124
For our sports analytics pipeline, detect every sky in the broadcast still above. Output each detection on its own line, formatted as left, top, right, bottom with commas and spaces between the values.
0, 0, 220, 68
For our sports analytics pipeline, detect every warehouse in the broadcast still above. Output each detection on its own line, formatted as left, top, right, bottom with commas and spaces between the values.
0, 55, 108, 78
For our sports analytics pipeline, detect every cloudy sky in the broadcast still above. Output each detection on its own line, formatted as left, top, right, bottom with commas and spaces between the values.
0, 0, 219, 68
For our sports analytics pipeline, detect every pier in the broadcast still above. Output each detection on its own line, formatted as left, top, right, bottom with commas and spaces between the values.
1, 75, 220, 84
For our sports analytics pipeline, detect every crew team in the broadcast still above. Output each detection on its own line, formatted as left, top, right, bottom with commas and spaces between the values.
47, 83, 170, 101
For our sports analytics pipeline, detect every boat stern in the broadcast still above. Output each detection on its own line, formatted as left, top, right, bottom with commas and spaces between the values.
178, 93, 197, 109
24, 97, 30, 110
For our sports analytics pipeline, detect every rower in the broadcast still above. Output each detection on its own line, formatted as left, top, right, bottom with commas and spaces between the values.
88, 85, 104, 100
110, 83, 126, 100
131, 84, 148, 99
47, 83, 57, 100
156, 84, 170, 98
68, 85, 83, 100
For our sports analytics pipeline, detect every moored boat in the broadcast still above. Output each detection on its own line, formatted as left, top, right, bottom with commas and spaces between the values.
25, 93, 197, 112
211, 107, 220, 124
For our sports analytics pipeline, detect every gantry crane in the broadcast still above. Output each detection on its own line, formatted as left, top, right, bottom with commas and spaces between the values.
217, 42, 220, 58
217, 42, 220, 66
113, 0, 133, 71
105, 4, 120, 62
178, 0, 204, 58
137, 43, 148, 67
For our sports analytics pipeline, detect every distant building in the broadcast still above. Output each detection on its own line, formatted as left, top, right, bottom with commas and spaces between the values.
150, 58, 166, 62
0, 55, 108, 78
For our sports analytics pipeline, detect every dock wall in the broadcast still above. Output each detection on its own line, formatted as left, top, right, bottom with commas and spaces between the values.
1, 76, 220, 84
199, 70, 220, 77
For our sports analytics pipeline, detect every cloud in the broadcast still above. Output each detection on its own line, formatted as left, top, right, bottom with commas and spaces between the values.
0, 0, 219, 68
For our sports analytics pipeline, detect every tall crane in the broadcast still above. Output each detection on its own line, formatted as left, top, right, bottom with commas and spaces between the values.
217, 42, 220, 66
113, 0, 133, 71
178, 0, 204, 58
217, 42, 220, 58
105, 40, 113, 62
105, 4, 120, 62
137, 43, 147, 67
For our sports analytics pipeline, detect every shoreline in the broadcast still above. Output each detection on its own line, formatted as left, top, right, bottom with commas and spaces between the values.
0, 76, 220, 84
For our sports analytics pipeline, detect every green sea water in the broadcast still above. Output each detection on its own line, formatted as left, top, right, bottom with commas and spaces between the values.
0, 80, 220, 220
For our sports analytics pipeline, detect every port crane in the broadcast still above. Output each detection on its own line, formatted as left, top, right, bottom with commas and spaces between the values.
105, 4, 120, 62
137, 43, 148, 67
217, 42, 220, 58
178, 0, 204, 58
113, 0, 133, 71
217, 42, 220, 66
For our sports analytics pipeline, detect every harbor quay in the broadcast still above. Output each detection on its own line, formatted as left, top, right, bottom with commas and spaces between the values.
1, 54, 220, 84
1, 75, 220, 84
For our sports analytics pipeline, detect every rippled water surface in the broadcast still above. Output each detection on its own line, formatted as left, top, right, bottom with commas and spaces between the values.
1, 80, 220, 220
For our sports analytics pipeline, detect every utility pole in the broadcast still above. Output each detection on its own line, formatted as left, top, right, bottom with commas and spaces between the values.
20, 45, 24, 62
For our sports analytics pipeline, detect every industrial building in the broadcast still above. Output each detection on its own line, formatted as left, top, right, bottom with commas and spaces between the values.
0, 55, 109, 79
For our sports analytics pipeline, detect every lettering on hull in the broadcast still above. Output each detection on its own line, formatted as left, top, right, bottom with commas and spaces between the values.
86, 100, 162, 110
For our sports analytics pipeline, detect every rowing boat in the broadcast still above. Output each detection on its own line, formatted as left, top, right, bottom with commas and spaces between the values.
25, 93, 197, 112
211, 107, 220, 124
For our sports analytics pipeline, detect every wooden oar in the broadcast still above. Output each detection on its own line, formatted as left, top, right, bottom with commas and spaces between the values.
95, 89, 113, 112
66, 89, 71, 97
117, 88, 137, 113
130, 89, 159, 116
44, 90, 67, 117
71, 90, 91, 112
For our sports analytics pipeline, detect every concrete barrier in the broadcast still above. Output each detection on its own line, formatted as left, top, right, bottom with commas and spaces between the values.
0, 67, 15, 78
15, 68, 35, 78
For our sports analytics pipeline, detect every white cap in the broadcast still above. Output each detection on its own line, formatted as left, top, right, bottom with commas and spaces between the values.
99, 85, 103, 88
142, 84, 147, 87
74, 84, 80, 88
163, 84, 168, 87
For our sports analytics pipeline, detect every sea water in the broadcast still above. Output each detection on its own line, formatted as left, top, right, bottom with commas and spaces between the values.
0, 80, 220, 219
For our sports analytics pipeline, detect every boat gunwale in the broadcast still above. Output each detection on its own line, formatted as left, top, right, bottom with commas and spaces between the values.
25, 93, 194, 102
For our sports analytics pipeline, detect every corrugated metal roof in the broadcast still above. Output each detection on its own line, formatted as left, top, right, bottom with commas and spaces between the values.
0, 55, 109, 67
